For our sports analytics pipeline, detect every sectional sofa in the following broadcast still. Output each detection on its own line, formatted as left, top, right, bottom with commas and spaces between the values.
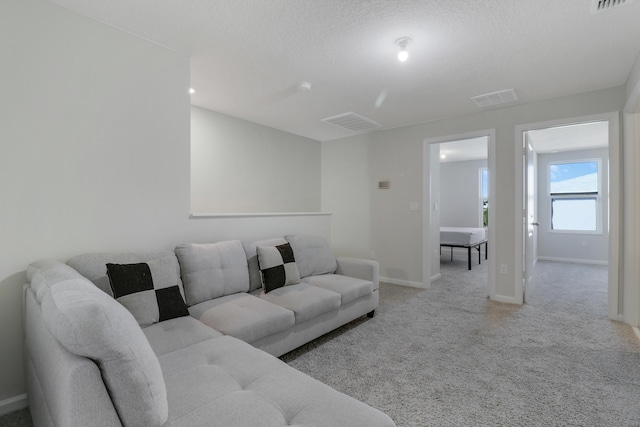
23, 234, 394, 427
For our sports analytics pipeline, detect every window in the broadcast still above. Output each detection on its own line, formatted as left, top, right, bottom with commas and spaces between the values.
549, 160, 600, 232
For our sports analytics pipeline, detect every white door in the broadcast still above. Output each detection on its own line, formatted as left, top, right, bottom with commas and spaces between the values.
523, 134, 537, 302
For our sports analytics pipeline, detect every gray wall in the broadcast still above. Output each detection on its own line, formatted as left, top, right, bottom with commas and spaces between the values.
536, 148, 609, 263
191, 106, 321, 213
440, 159, 488, 228
321, 87, 625, 300
0, 0, 329, 405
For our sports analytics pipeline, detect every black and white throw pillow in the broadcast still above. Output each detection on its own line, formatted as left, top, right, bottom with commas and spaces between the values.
106, 262, 189, 327
256, 243, 301, 293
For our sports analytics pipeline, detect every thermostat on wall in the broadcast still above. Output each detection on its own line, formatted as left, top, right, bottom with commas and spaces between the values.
378, 181, 390, 189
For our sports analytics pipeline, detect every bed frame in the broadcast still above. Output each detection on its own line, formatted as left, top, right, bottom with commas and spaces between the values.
440, 239, 488, 270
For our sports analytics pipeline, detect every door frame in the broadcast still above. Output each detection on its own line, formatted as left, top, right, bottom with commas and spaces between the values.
423, 129, 496, 297
514, 112, 620, 319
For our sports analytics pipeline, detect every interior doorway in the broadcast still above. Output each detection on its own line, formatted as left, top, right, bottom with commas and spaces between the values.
515, 113, 620, 319
423, 130, 496, 297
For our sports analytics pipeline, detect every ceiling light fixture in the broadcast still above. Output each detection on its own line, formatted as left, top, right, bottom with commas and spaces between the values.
395, 37, 411, 62
297, 81, 312, 92
189, 88, 195, 94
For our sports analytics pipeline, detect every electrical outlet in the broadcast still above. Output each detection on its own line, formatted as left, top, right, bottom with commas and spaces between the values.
500, 264, 508, 275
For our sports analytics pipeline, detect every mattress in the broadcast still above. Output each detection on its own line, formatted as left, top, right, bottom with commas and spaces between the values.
440, 227, 486, 246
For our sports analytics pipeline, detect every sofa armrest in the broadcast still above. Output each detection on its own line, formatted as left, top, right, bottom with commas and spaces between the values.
335, 257, 379, 291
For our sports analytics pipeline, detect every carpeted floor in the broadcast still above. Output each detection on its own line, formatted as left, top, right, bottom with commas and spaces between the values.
281, 255, 640, 426
3, 252, 639, 426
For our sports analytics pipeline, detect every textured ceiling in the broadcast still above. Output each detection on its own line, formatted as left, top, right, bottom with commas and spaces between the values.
48, 0, 640, 141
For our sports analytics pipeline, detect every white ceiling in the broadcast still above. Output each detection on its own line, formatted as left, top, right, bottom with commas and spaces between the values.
527, 121, 609, 153
439, 120, 609, 163
48, 0, 640, 142
439, 137, 488, 163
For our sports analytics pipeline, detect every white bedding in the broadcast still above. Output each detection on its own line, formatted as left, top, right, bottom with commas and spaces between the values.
440, 227, 486, 246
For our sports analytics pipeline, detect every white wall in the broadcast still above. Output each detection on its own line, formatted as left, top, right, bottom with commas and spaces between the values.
429, 145, 441, 281
622, 48, 640, 325
536, 149, 609, 263
0, 0, 330, 405
191, 106, 321, 213
321, 87, 625, 297
440, 159, 487, 228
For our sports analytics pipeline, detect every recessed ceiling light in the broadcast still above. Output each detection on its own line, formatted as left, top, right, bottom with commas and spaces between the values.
189, 88, 195, 94
440, 154, 446, 159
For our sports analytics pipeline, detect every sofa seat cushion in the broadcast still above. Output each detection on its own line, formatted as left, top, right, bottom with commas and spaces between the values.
188, 293, 294, 344
254, 283, 341, 323
143, 316, 222, 357
159, 336, 395, 427
302, 274, 374, 305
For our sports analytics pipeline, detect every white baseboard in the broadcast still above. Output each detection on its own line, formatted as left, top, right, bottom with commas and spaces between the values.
537, 256, 608, 266
430, 273, 441, 283
0, 394, 28, 417
380, 276, 426, 289
633, 327, 640, 343
490, 295, 519, 304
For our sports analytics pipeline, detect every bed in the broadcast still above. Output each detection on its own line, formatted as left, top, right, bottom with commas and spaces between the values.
440, 227, 488, 270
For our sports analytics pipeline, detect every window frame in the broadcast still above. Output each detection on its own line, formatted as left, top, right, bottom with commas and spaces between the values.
547, 158, 602, 235
479, 167, 488, 228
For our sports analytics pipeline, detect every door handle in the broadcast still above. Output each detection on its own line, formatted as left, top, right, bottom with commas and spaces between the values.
531, 222, 539, 226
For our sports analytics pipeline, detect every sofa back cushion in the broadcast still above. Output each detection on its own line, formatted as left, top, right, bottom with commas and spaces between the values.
285, 235, 337, 278
67, 251, 183, 298
175, 240, 249, 306
243, 237, 287, 292
41, 278, 168, 427
27, 259, 85, 303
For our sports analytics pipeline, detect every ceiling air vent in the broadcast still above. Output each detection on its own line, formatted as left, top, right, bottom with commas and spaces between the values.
591, 0, 634, 13
471, 88, 518, 108
321, 112, 382, 132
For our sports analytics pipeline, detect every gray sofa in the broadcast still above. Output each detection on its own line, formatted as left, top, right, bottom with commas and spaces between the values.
23, 235, 394, 427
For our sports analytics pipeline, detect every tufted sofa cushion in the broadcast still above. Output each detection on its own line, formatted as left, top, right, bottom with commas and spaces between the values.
301, 274, 374, 305
175, 240, 249, 306
285, 235, 337, 278
27, 260, 85, 303
188, 293, 294, 344
158, 335, 395, 427
142, 316, 223, 357
255, 283, 341, 324
67, 251, 183, 298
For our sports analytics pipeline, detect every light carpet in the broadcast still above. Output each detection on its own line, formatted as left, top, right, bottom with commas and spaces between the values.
281, 256, 640, 426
